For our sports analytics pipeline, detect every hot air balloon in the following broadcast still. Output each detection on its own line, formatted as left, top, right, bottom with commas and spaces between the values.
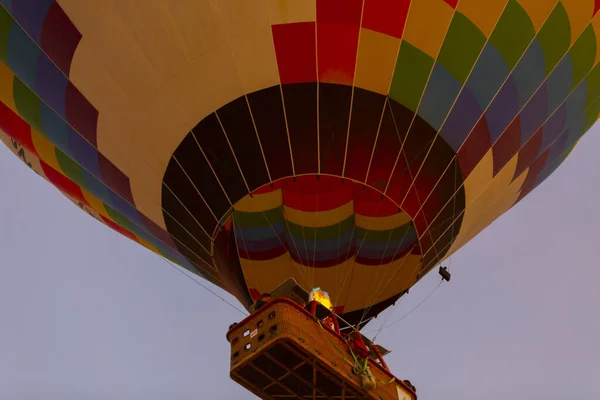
0, 0, 597, 398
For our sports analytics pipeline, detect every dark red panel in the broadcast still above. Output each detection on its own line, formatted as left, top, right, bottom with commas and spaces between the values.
272, 23, 317, 84
247, 86, 294, 181
402, 135, 454, 212
319, 84, 352, 175
362, 0, 411, 38
595, 0, 600, 16
282, 83, 318, 174
140, 214, 177, 250
513, 128, 542, 181
217, 96, 270, 191
419, 159, 460, 226
517, 148, 549, 202
492, 116, 521, 176
366, 101, 411, 193
0, 101, 37, 155
281, 175, 352, 212
40, 160, 88, 205
98, 154, 134, 204
41, 1, 82, 76
317, 0, 362, 85
352, 182, 399, 217
65, 83, 98, 146
356, 244, 413, 265
443, 0, 458, 8
457, 117, 491, 179
237, 244, 288, 261
317, 0, 363, 25
343, 88, 386, 182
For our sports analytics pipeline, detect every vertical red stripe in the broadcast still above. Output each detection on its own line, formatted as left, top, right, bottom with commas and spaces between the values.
101, 216, 139, 242
492, 116, 521, 176
40, 160, 89, 206
272, 22, 317, 84
595, 0, 600, 16
513, 128, 542, 181
98, 154, 134, 204
362, 0, 411, 39
317, 0, 362, 85
457, 118, 492, 179
41, 1, 82, 76
517, 148, 549, 201
0, 101, 37, 156
65, 83, 98, 146
281, 175, 353, 212
443, 0, 458, 9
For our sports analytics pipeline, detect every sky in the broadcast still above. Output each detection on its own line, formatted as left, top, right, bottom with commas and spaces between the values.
0, 129, 599, 400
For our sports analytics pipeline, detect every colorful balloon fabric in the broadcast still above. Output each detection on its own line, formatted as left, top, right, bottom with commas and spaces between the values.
0, 0, 597, 324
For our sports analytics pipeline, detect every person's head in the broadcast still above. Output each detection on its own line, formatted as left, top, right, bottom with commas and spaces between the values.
260, 293, 271, 302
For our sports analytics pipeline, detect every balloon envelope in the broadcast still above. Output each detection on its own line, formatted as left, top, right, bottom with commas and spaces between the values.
0, 0, 596, 325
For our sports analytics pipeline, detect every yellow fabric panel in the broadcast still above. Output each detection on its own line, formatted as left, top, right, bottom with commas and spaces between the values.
0, 131, 46, 178
341, 253, 420, 313
0, 63, 16, 111
516, 0, 560, 32
240, 256, 359, 311
169, 0, 228, 59
81, 189, 112, 220
234, 189, 283, 212
240, 251, 421, 313
30, 130, 60, 171
447, 154, 526, 256
126, 153, 168, 230
109, 0, 191, 77
137, 237, 159, 254
561, 0, 595, 45
284, 201, 354, 227
62, 191, 105, 222
267, 0, 316, 24
239, 252, 302, 293
217, 0, 280, 93
354, 28, 401, 95
355, 211, 412, 231
69, 39, 141, 155
402, 0, 454, 59
59, 0, 164, 99
227, 21, 281, 93
457, 0, 509, 38
463, 149, 494, 204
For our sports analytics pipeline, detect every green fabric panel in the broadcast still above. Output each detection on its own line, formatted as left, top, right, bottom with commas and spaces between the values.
13, 77, 43, 133
489, 0, 535, 70
569, 25, 596, 89
584, 63, 600, 108
437, 12, 486, 84
286, 215, 355, 241
584, 98, 600, 131
104, 205, 133, 232
355, 222, 414, 242
536, 3, 571, 76
55, 149, 85, 187
389, 41, 434, 112
233, 207, 284, 228
0, 6, 12, 64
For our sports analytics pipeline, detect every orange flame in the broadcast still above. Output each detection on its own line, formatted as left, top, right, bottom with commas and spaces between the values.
310, 288, 333, 311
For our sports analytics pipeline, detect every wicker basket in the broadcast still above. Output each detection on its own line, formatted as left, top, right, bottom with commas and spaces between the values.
227, 299, 416, 400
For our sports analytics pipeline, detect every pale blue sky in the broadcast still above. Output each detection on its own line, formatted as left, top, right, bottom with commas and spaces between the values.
0, 130, 599, 399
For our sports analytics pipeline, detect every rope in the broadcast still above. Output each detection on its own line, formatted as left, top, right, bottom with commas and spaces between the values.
156, 254, 248, 317
365, 278, 443, 336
